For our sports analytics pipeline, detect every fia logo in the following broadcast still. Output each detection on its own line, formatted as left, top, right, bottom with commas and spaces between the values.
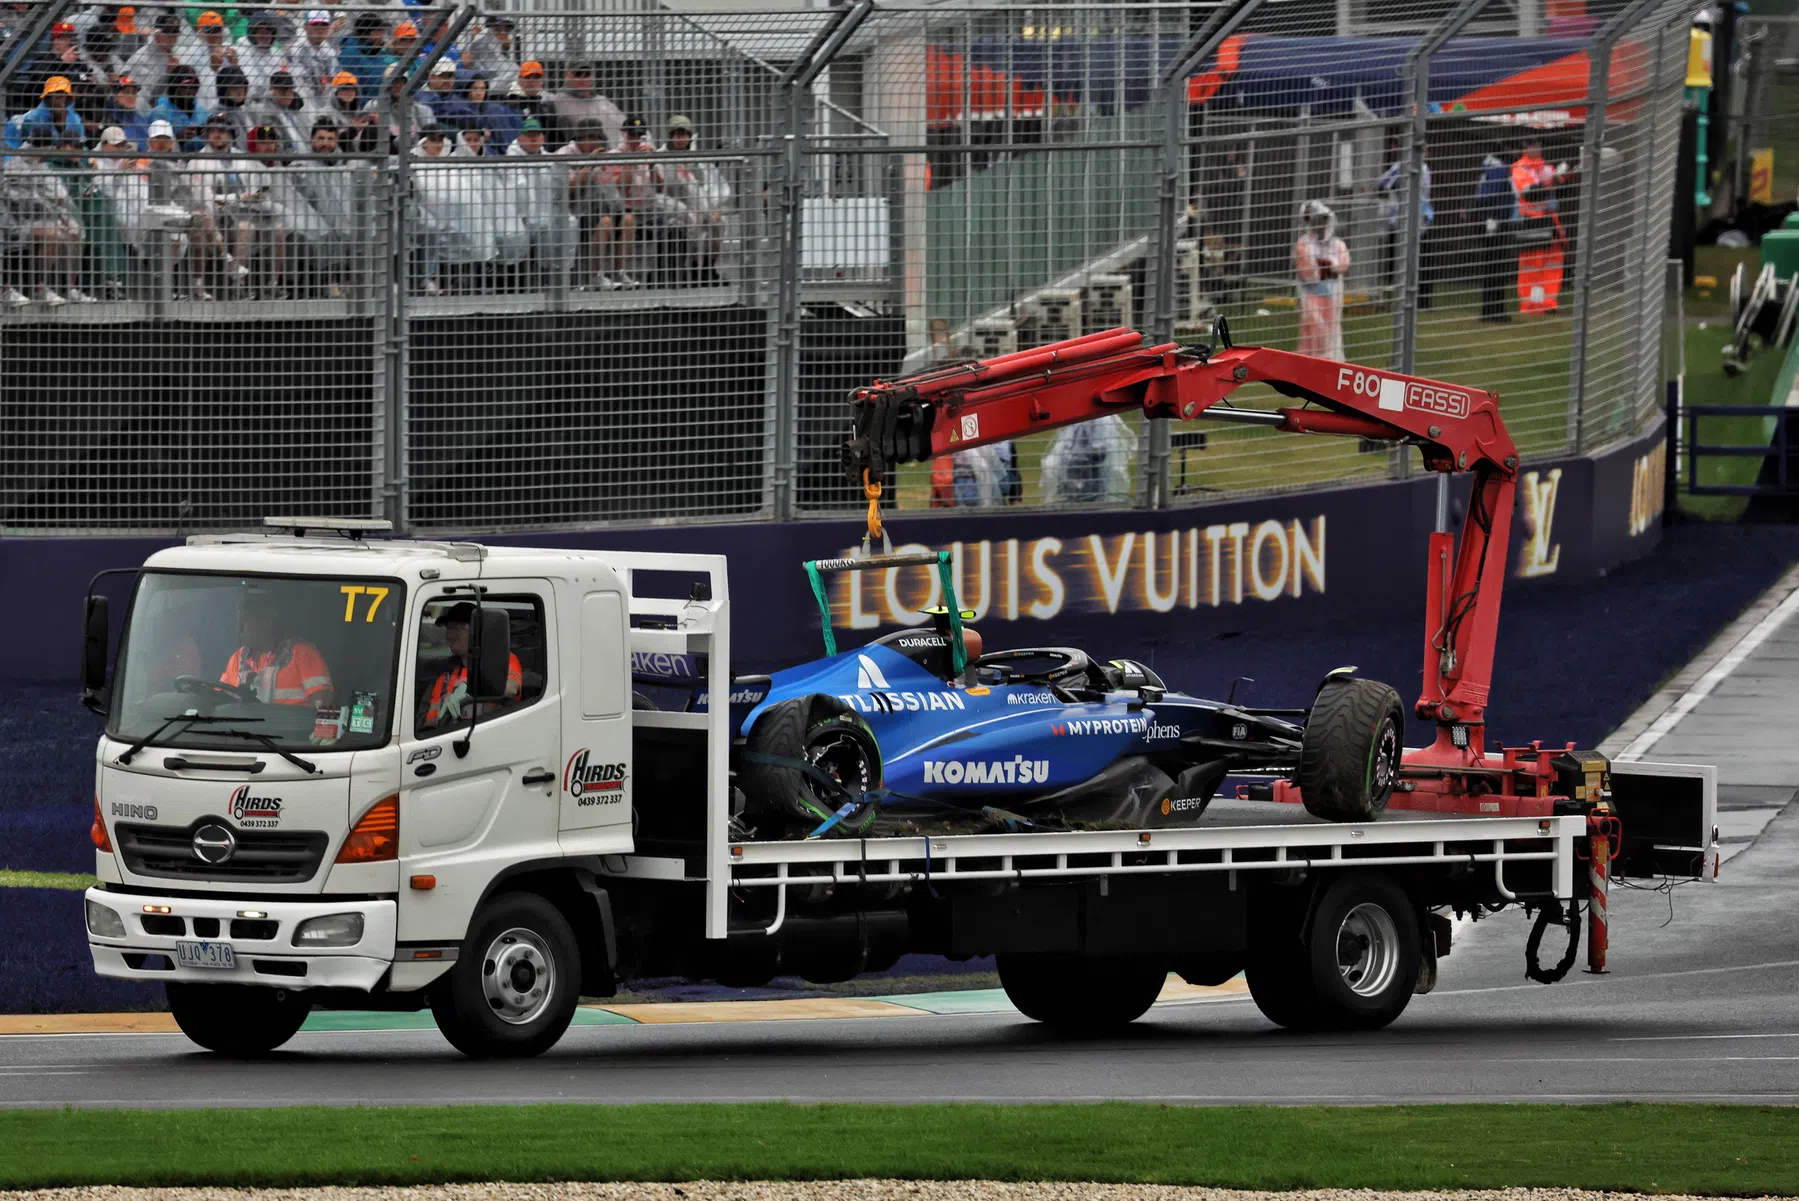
1518, 468, 1562, 578
855, 654, 891, 691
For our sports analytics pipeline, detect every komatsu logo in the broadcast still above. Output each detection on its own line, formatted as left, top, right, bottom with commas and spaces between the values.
565, 750, 627, 805
228, 786, 282, 827
923, 756, 1049, 785
1053, 716, 1148, 737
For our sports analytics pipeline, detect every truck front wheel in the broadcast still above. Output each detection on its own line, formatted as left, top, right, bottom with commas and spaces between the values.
997, 953, 1167, 1030
431, 892, 581, 1059
165, 983, 310, 1055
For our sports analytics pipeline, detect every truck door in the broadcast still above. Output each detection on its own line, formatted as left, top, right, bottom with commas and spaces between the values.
559, 588, 633, 850
399, 586, 560, 884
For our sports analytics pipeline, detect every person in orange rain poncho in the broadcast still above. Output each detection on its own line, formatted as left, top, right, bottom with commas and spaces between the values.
1511, 137, 1571, 315
1294, 199, 1349, 361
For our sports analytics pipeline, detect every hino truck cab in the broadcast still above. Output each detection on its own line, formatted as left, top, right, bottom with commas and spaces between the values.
79, 519, 677, 1057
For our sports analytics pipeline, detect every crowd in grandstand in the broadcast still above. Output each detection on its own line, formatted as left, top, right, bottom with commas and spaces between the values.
0, 5, 733, 305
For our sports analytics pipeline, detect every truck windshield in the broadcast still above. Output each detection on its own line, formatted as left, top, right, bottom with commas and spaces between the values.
108, 572, 405, 753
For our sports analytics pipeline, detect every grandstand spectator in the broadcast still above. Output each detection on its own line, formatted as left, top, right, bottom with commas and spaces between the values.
232, 123, 288, 298
600, 114, 655, 287
121, 13, 201, 110
557, 117, 624, 290
234, 10, 283, 98
73, 6, 145, 62
456, 14, 518, 96
252, 71, 313, 154
77, 24, 130, 119
14, 75, 87, 150
413, 123, 499, 295
97, 76, 150, 151
502, 115, 570, 292
193, 11, 238, 81
289, 10, 341, 109
424, 56, 459, 105
93, 122, 153, 296
389, 19, 420, 62
453, 123, 490, 158
147, 63, 212, 150
441, 74, 517, 150
1040, 415, 1134, 505
507, 61, 552, 140
336, 13, 391, 96
212, 64, 256, 146
185, 114, 255, 294
551, 61, 622, 151
364, 63, 434, 154
657, 114, 730, 286
3, 128, 96, 305
16, 20, 82, 114
286, 117, 357, 297
328, 71, 377, 154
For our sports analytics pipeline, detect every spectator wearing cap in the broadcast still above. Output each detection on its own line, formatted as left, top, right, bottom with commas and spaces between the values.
2, 127, 95, 305
77, 24, 130, 110
147, 62, 212, 150
289, 10, 340, 109
286, 117, 357, 296
16, 19, 81, 114
252, 70, 314, 154
212, 63, 256, 146
328, 70, 378, 155
231, 123, 289, 298
507, 60, 553, 140
550, 60, 622, 151
600, 114, 657, 284
184, 113, 260, 295
91, 122, 148, 298
658, 114, 731, 286
363, 62, 435, 154
336, 13, 392, 97
501, 114, 571, 291
192, 11, 239, 81
234, 10, 285, 99
424, 55, 460, 105
122, 12, 203, 108
96, 75, 151, 153
389, 20, 421, 61
70, 6, 145, 62
14, 75, 87, 150
456, 14, 518, 96
440, 73, 518, 151
557, 116, 626, 290
134, 114, 219, 299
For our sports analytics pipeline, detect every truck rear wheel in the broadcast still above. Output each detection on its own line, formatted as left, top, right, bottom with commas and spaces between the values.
431, 892, 581, 1059
1245, 873, 1421, 1032
1298, 677, 1405, 822
997, 953, 1167, 1030
165, 983, 310, 1055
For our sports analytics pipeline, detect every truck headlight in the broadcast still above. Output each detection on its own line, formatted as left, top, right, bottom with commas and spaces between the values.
85, 899, 127, 939
292, 913, 364, 948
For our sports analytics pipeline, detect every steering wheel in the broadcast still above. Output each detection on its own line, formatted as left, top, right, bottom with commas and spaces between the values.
975, 648, 1100, 690
173, 675, 258, 703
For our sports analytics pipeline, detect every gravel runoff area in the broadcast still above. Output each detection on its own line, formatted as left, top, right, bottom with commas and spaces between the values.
0, 1188, 1785, 1201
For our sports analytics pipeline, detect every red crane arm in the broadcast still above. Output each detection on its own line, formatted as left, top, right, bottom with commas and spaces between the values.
841, 327, 1521, 755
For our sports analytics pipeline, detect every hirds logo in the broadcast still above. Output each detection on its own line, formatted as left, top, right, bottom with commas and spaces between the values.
1052, 716, 1148, 737
855, 654, 891, 691
564, 749, 627, 797
228, 785, 282, 820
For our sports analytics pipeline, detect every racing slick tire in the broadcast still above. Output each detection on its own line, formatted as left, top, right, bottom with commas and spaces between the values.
1298, 677, 1405, 822
430, 892, 581, 1059
742, 696, 882, 836
165, 983, 311, 1055
997, 953, 1167, 1031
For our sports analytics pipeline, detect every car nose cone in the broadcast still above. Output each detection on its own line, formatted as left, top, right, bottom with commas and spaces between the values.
192, 822, 237, 864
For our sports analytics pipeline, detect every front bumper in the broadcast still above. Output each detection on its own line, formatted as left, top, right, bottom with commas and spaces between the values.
84, 888, 397, 992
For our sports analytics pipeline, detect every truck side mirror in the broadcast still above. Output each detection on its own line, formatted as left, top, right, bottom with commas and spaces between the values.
473, 606, 511, 700
80, 594, 110, 711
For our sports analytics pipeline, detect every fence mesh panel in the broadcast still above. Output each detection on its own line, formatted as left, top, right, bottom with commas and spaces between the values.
0, 0, 1693, 534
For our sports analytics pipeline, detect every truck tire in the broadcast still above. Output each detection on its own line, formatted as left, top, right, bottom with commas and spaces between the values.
1306, 873, 1422, 1030
165, 983, 310, 1055
997, 953, 1167, 1030
431, 892, 581, 1059
1298, 677, 1405, 822
1244, 885, 1321, 1031
742, 696, 881, 835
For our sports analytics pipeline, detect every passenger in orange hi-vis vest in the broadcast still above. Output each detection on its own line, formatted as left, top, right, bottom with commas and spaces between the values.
423, 601, 523, 728
220, 589, 337, 741
1511, 137, 1570, 315
1293, 199, 1349, 362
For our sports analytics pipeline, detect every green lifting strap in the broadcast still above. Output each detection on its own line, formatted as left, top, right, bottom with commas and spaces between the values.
935, 551, 967, 677
804, 559, 836, 658
801, 550, 968, 677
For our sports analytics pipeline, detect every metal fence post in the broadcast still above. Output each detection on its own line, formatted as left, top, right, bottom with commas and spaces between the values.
1624, 13, 1684, 436
1145, 0, 1263, 509
1567, 0, 1664, 454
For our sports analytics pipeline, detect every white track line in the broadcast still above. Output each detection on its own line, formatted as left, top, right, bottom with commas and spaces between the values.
1615, 583, 1799, 762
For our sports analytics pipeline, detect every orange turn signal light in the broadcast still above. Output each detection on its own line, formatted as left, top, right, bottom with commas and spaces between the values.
335, 794, 399, 864
409, 874, 436, 891
91, 795, 112, 853
411, 949, 442, 960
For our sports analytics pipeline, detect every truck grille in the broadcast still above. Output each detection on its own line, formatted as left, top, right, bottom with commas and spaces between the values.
116, 822, 329, 884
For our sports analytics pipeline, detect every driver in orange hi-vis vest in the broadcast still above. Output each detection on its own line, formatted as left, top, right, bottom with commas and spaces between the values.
220, 589, 338, 742
423, 601, 523, 727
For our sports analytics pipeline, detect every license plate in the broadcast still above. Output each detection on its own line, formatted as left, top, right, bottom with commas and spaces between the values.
175, 940, 236, 970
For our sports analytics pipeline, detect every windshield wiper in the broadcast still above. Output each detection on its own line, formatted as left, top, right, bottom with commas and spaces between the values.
115, 713, 265, 765
189, 728, 322, 775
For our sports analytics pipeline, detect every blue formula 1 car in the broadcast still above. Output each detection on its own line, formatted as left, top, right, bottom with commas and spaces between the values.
641, 552, 1407, 838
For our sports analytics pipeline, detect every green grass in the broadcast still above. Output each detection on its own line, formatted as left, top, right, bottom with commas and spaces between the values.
0, 1103, 1795, 1190
0, 869, 96, 890
1678, 320, 1796, 520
